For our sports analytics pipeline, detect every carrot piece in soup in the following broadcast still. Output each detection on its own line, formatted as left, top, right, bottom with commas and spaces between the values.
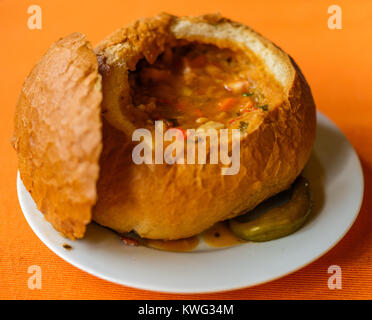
219, 97, 238, 111
194, 108, 203, 117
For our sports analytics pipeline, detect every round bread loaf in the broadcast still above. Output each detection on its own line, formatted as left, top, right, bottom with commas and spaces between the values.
93, 13, 316, 239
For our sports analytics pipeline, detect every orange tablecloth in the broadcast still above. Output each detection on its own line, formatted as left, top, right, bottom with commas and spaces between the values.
1, 0, 371, 300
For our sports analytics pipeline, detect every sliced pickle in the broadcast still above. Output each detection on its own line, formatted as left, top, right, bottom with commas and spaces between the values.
229, 176, 312, 242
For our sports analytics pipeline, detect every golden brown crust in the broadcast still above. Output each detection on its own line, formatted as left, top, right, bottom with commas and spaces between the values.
92, 14, 316, 240
13, 14, 316, 240
95, 13, 176, 135
13, 33, 102, 239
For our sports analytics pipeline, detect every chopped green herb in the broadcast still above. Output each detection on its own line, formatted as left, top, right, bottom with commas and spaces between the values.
239, 121, 248, 133
242, 92, 254, 97
258, 104, 269, 111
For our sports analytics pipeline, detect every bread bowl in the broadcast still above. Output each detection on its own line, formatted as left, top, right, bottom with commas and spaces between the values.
13, 13, 316, 241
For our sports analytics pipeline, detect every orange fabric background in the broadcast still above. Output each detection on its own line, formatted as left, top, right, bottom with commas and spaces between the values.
1, 0, 371, 300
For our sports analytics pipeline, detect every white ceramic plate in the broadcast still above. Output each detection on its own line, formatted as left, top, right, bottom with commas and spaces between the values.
17, 112, 364, 293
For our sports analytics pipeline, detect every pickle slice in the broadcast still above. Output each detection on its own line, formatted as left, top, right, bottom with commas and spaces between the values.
229, 176, 312, 242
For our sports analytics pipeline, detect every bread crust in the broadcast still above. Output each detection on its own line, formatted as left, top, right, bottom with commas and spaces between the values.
13, 33, 102, 239
13, 14, 315, 240
93, 14, 316, 240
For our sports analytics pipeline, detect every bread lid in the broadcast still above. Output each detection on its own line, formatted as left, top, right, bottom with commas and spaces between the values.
12, 33, 102, 239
